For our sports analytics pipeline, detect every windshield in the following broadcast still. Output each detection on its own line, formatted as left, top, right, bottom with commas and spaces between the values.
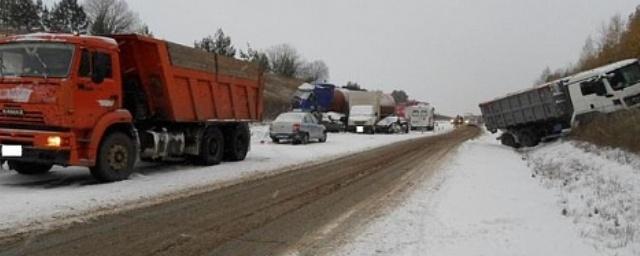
378, 116, 398, 125
275, 112, 306, 122
608, 62, 640, 91
351, 106, 374, 116
0, 42, 74, 78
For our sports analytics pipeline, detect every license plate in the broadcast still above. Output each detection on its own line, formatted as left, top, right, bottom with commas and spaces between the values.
356, 126, 364, 133
1, 145, 22, 157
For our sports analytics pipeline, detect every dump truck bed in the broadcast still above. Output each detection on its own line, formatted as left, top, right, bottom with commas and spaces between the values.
479, 82, 573, 132
112, 35, 263, 123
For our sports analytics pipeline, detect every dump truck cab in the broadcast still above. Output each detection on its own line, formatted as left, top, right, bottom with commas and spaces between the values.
0, 33, 131, 169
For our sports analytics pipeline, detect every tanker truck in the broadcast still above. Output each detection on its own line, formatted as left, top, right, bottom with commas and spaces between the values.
480, 59, 640, 148
0, 33, 264, 182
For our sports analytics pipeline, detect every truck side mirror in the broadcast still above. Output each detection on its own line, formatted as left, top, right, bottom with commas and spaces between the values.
91, 53, 107, 84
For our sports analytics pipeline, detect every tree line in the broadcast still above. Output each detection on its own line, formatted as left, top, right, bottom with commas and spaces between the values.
194, 28, 330, 83
0, 0, 148, 35
535, 5, 640, 85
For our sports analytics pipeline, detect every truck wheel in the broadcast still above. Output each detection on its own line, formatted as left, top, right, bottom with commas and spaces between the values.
9, 161, 52, 175
319, 132, 327, 143
500, 133, 520, 148
519, 131, 540, 147
198, 127, 224, 165
90, 132, 136, 182
224, 124, 250, 161
272, 138, 280, 144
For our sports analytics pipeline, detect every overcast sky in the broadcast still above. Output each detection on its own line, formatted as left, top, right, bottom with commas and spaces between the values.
84, 0, 640, 114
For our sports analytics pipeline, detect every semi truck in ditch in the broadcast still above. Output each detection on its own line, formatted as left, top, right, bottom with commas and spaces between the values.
0, 33, 264, 182
479, 59, 640, 148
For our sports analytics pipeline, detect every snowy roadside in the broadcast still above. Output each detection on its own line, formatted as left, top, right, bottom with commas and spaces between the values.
526, 139, 640, 255
337, 132, 601, 256
0, 122, 452, 238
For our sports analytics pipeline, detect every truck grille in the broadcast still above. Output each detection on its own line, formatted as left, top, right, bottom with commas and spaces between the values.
0, 110, 45, 125
354, 121, 367, 125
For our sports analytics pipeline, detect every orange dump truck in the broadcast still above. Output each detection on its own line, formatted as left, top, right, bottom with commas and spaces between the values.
0, 33, 263, 182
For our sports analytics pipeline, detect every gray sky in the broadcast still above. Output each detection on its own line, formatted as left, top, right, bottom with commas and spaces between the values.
92, 0, 640, 114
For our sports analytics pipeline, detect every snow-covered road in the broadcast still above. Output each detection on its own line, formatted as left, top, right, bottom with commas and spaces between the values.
337, 132, 604, 256
0, 123, 451, 239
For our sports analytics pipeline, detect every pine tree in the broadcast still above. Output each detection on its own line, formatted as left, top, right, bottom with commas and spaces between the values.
239, 44, 270, 71
5, 0, 42, 32
195, 28, 237, 57
48, 0, 89, 33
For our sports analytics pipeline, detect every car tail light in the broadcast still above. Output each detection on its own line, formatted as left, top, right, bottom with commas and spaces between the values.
292, 123, 300, 132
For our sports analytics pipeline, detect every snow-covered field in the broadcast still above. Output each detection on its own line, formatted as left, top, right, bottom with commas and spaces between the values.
338, 132, 635, 256
0, 123, 451, 238
526, 140, 640, 255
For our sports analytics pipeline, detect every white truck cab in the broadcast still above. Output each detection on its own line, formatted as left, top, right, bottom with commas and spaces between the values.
348, 105, 378, 133
566, 59, 640, 123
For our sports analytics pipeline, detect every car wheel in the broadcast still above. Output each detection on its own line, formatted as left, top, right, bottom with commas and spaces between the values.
319, 132, 327, 143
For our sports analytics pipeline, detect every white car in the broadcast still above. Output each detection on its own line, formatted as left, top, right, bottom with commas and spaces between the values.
270, 112, 327, 144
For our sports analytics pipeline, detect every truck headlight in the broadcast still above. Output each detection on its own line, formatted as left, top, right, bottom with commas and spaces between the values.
47, 136, 62, 147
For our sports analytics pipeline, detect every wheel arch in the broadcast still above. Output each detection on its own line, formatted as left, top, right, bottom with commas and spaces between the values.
87, 110, 136, 166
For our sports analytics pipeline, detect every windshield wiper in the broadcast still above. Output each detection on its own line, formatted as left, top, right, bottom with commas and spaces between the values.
0, 55, 4, 78
31, 52, 49, 80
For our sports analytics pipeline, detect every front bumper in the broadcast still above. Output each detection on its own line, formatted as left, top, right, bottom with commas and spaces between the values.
0, 145, 70, 165
0, 128, 76, 165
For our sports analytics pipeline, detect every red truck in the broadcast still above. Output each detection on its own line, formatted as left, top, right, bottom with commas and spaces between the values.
0, 33, 264, 182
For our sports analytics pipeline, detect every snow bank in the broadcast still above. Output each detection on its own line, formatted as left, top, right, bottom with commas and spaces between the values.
0, 123, 451, 238
338, 133, 599, 256
526, 140, 640, 255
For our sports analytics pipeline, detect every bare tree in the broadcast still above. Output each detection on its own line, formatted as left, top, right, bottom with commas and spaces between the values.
267, 44, 301, 78
83, 0, 141, 35
297, 60, 329, 82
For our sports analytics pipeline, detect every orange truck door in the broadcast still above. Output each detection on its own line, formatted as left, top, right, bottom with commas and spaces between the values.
73, 49, 120, 129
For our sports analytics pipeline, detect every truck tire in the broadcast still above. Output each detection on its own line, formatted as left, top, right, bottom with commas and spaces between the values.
9, 161, 52, 175
224, 123, 250, 161
197, 127, 224, 165
500, 133, 520, 148
90, 132, 136, 182
272, 138, 280, 144
518, 131, 540, 147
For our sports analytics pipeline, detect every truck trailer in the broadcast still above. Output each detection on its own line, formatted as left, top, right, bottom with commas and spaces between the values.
0, 33, 264, 182
479, 59, 640, 148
